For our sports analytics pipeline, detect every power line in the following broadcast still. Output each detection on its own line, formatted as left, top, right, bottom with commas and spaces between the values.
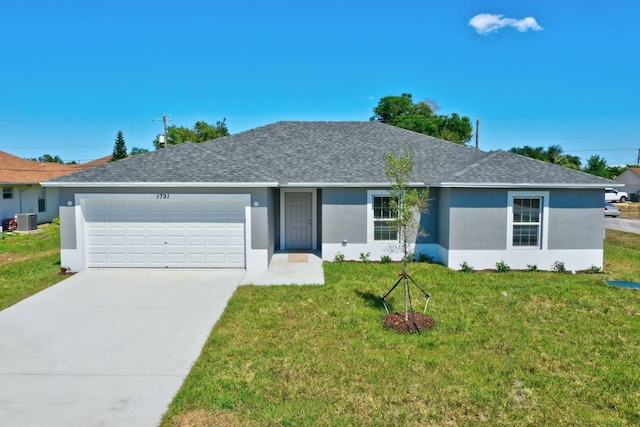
482, 109, 640, 119
0, 118, 154, 122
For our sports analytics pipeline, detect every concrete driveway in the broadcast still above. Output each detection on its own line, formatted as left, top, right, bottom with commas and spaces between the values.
0, 269, 244, 427
605, 217, 640, 235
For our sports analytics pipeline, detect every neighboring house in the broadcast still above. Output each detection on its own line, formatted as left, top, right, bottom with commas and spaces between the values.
43, 121, 615, 272
0, 151, 110, 225
616, 168, 640, 199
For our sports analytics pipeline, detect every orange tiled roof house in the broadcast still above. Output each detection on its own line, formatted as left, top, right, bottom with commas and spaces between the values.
1, 151, 109, 225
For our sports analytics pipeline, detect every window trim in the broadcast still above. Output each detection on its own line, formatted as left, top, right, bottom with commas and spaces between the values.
507, 191, 549, 250
2, 187, 13, 199
367, 190, 399, 243
38, 187, 46, 212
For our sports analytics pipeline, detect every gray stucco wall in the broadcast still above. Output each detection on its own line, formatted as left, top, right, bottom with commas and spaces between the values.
438, 188, 451, 249
321, 188, 367, 244
447, 188, 507, 250
547, 189, 603, 250
443, 187, 605, 251
417, 187, 438, 244
321, 187, 438, 246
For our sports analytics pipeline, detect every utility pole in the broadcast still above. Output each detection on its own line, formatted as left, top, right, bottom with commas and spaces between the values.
475, 117, 480, 150
637, 148, 639, 166
155, 113, 173, 148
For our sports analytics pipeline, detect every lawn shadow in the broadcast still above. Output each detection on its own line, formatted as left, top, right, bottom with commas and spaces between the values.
355, 290, 386, 310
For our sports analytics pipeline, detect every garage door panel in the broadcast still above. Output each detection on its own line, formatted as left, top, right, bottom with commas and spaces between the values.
85, 198, 246, 268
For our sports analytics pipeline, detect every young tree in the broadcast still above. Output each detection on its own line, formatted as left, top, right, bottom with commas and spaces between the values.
382, 149, 429, 321
111, 130, 128, 161
371, 93, 473, 145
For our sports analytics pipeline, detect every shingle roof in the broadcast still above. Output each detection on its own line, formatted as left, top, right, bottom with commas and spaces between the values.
47, 121, 614, 187
0, 151, 110, 184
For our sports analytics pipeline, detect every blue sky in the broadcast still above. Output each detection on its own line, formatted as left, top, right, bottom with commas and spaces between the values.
1, 1, 639, 166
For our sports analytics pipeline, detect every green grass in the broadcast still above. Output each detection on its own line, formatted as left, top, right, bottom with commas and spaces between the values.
0, 224, 66, 310
1, 224, 638, 425
163, 231, 640, 426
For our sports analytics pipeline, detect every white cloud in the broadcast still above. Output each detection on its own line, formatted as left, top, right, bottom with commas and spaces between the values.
469, 13, 543, 35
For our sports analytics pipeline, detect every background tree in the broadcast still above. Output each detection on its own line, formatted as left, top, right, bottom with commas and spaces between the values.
371, 93, 473, 145
153, 119, 229, 149
130, 147, 150, 156
29, 154, 64, 163
111, 130, 128, 161
582, 155, 608, 177
509, 144, 581, 170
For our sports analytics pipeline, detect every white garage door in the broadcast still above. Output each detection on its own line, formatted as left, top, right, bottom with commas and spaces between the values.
83, 197, 246, 268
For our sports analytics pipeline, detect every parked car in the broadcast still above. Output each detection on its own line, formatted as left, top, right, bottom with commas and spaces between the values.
604, 203, 620, 217
1, 218, 17, 231
605, 188, 628, 203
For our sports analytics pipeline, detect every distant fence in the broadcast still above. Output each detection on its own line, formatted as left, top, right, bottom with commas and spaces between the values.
617, 203, 640, 218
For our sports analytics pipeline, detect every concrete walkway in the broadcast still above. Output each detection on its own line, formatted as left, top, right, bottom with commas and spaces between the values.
0, 254, 324, 426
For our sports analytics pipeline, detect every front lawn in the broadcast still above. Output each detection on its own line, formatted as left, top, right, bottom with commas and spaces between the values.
0, 224, 66, 310
162, 230, 640, 426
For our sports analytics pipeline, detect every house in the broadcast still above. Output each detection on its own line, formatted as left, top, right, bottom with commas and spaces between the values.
616, 167, 640, 199
43, 121, 615, 272
1, 151, 111, 226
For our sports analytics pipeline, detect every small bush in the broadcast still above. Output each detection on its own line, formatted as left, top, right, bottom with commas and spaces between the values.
495, 260, 511, 273
586, 265, 602, 274
460, 261, 474, 273
526, 264, 538, 272
380, 255, 392, 264
551, 260, 566, 273
333, 252, 345, 263
359, 252, 371, 263
416, 253, 434, 263
405, 252, 415, 263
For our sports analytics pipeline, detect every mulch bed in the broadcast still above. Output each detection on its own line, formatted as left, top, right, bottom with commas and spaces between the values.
382, 312, 435, 333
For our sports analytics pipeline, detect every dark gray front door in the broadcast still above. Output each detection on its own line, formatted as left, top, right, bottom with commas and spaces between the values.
285, 192, 312, 249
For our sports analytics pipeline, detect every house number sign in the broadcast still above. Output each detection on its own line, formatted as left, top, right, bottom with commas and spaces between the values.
156, 193, 170, 199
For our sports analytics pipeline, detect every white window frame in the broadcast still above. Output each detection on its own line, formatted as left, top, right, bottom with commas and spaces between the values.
507, 191, 549, 250
367, 190, 399, 243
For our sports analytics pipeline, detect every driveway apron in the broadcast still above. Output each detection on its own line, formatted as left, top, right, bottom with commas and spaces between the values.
0, 269, 243, 427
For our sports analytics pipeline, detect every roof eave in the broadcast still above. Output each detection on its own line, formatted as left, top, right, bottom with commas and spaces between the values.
437, 182, 617, 189
41, 181, 280, 188
281, 182, 427, 188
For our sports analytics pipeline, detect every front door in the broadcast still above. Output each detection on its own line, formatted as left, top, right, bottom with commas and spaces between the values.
285, 192, 312, 250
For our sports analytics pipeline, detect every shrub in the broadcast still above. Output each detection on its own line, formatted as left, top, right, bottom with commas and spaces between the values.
359, 252, 371, 263
460, 261, 474, 273
495, 260, 511, 273
416, 253, 434, 263
405, 252, 415, 263
586, 265, 602, 274
551, 260, 566, 273
333, 252, 345, 263
526, 264, 538, 272
380, 255, 392, 264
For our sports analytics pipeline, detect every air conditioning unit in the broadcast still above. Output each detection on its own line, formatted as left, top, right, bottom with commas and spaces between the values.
16, 213, 37, 231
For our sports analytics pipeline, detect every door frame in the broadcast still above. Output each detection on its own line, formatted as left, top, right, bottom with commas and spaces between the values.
279, 188, 317, 251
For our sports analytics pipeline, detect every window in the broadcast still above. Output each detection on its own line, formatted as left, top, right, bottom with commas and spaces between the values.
373, 195, 398, 241
508, 191, 548, 250
38, 187, 46, 212
2, 187, 12, 199
512, 197, 541, 246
